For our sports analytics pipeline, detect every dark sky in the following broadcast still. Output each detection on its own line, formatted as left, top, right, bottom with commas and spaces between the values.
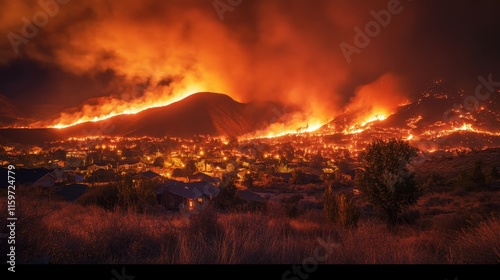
1, 0, 499, 125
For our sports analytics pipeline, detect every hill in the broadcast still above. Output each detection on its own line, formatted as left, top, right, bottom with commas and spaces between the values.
0, 92, 288, 144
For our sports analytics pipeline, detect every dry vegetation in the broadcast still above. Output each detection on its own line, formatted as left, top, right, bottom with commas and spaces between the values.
1, 188, 499, 264
1, 149, 499, 264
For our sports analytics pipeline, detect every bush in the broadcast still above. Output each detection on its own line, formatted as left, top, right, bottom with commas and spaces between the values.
77, 184, 119, 211
471, 159, 486, 188
77, 179, 159, 213
289, 169, 307, 185
280, 194, 304, 218
187, 204, 221, 241
420, 173, 451, 193
117, 179, 158, 213
235, 201, 267, 213
355, 138, 422, 226
487, 166, 499, 183
213, 178, 244, 212
453, 171, 477, 193
323, 186, 360, 229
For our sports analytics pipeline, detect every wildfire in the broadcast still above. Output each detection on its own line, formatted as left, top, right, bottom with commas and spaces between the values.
360, 113, 388, 127
49, 84, 205, 129
423, 123, 500, 138
450, 123, 500, 136
252, 122, 324, 139
342, 112, 390, 135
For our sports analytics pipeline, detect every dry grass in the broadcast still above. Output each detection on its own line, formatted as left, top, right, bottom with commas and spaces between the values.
1, 182, 499, 265
414, 148, 500, 182
451, 215, 500, 264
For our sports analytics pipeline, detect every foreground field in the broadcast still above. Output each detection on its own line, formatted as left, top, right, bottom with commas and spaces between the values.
1, 184, 499, 264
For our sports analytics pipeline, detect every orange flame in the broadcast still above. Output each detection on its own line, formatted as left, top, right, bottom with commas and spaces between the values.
43, 84, 208, 129
342, 111, 390, 135
240, 109, 329, 140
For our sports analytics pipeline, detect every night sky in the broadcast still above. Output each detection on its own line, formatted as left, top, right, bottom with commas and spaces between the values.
1, 0, 499, 124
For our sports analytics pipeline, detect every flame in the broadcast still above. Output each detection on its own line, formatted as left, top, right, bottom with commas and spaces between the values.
48, 84, 206, 129
342, 111, 390, 135
246, 119, 325, 140
423, 123, 500, 138
258, 122, 324, 139
360, 113, 388, 127
239, 107, 330, 140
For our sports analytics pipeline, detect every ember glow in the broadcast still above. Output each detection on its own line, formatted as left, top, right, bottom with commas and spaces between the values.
250, 121, 325, 140
242, 113, 328, 140
360, 113, 388, 127
424, 123, 500, 139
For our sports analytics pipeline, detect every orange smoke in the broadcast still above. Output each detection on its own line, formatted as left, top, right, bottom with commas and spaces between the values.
1, 1, 419, 131
343, 73, 408, 131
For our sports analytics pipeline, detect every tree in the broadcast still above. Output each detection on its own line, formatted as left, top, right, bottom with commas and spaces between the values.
153, 156, 165, 167
355, 138, 422, 226
335, 158, 351, 174
213, 176, 243, 211
488, 166, 499, 183
281, 142, 295, 161
310, 151, 324, 168
87, 169, 115, 183
280, 194, 304, 218
323, 186, 359, 229
242, 172, 255, 188
52, 149, 67, 161
117, 178, 158, 213
471, 159, 486, 187
290, 168, 307, 185
184, 159, 197, 175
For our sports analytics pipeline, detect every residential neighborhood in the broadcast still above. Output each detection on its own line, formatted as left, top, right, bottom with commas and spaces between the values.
0, 133, 365, 213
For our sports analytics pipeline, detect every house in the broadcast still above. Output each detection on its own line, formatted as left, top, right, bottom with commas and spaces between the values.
340, 173, 352, 181
50, 169, 66, 184
170, 168, 189, 182
88, 163, 113, 173
1, 168, 52, 187
32, 173, 57, 187
133, 171, 164, 182
132, 162, 147, 172
75, 166, 91, 176
187, 172, 222, 185
156, 180, 219, 211
75, 174, 84, 183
